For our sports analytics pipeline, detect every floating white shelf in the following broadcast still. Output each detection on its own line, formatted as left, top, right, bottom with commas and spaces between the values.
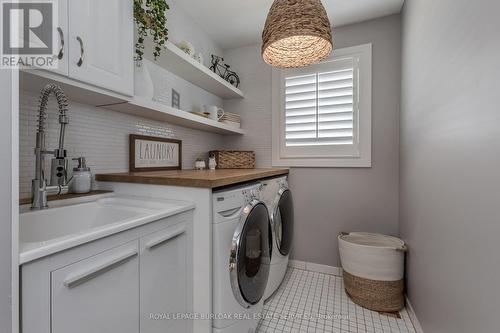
145, 41, 244, 99
101, 97, 245, 136
20, 70, 245, 136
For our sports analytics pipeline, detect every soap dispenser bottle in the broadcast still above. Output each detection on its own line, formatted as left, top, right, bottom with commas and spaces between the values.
71, 157, 92, 193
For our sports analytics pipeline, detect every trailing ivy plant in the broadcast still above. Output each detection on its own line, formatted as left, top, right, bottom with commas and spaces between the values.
134, 0, 169, 62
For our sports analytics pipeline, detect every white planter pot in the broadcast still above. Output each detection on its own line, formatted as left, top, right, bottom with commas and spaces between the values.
134, 59, 154, 99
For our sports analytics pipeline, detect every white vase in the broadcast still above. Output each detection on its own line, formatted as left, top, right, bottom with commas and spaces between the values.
134, 59, 154, 99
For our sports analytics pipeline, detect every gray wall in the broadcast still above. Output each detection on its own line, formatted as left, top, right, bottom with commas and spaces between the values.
0, 69, 16, 332
400, 0, 500, 332
224, 14, 401, 267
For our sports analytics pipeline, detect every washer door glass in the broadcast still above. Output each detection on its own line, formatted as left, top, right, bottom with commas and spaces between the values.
235, 202, 271, 305
274, 189, 294, 256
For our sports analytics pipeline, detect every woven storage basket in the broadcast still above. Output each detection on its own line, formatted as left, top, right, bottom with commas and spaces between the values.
343, 271, 404, 312
338, 232, 407, 312
209, 150, 255, 169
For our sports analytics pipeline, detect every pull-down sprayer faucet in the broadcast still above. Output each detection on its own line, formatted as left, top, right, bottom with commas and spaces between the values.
31, 84, 71, 209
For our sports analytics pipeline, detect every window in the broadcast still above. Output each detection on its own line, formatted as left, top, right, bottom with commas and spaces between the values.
272, 44, 372, 167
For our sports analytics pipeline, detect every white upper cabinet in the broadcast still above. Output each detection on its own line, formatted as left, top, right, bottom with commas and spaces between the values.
68, 0, 134, 96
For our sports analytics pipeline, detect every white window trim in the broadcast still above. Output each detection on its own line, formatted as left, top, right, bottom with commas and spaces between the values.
272, 43, 372, 168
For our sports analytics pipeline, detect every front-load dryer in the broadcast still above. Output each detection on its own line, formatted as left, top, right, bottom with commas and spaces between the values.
261, 176, 294, 300
212, 183, 271, 333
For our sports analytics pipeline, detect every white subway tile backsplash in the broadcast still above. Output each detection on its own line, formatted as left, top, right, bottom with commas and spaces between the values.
148, 60, 222, 113
19, 90, 227, 199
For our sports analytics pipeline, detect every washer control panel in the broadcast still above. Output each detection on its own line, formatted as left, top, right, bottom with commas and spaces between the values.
242, 184, 262, 203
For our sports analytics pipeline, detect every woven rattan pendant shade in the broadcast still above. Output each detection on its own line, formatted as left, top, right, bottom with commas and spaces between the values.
262, 0, 333, 68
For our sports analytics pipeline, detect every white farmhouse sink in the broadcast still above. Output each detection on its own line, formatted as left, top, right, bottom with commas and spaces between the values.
21, 201, 143, 243
19, 195, 195, 264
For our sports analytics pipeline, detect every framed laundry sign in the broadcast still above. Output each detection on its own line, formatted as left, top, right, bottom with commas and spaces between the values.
129, 134, 182, 172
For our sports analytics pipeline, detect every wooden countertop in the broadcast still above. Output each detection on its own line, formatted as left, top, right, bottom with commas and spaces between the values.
95, 168, 289, 189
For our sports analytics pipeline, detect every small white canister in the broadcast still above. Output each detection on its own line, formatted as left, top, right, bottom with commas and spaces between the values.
71, 157, 92, 194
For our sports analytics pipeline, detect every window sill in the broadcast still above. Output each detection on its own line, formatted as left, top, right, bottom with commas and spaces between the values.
272, 157, 371, 168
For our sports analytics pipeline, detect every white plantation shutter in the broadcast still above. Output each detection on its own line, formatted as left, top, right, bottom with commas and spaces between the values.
285, 74, 318, 145
272, 44, 372, 167
285, 65, 355, 147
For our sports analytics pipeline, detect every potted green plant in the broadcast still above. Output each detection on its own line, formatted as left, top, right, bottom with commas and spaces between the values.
133, 0, 169, 99
134, 0, 169, 62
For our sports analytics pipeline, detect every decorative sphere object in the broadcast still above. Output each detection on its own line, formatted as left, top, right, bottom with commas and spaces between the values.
177, 41, 195, 57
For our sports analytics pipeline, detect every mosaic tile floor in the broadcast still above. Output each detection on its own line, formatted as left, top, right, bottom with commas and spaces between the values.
258, 268, 416, 333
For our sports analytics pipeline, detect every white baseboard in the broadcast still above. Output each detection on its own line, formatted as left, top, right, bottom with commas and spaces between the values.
405, 297, 424, 333
288, 260, 342, 276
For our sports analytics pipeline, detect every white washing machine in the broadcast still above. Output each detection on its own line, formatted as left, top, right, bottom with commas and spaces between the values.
261, 176, 294, 300
212, 183, 271, 333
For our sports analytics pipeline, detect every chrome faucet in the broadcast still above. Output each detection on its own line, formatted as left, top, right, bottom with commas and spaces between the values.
31, 84, 71, 209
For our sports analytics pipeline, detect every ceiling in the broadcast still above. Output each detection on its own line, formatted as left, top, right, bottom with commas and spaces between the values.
174, 0, 405, 50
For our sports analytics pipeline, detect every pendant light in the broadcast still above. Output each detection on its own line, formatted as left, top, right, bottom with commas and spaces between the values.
262, 0, 333, 68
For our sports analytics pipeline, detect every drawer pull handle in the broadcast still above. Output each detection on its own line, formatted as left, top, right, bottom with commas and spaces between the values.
146, 226, 186, 250
63, 249, 138, 288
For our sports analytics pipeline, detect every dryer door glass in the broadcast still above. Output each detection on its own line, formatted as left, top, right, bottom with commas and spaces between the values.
235, 202, 271, 305
275, 189, 294, 256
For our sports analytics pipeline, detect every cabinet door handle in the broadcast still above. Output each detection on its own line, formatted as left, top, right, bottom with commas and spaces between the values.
146, 225, 186, 250
57, 27, 64, 60
76, 36, 84, 67
63, 248, 138, 288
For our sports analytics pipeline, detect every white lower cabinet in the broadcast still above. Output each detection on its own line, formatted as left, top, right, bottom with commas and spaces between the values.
140, 224, 187, 333
21, 211, 193, 333
51, 241, 140, 333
